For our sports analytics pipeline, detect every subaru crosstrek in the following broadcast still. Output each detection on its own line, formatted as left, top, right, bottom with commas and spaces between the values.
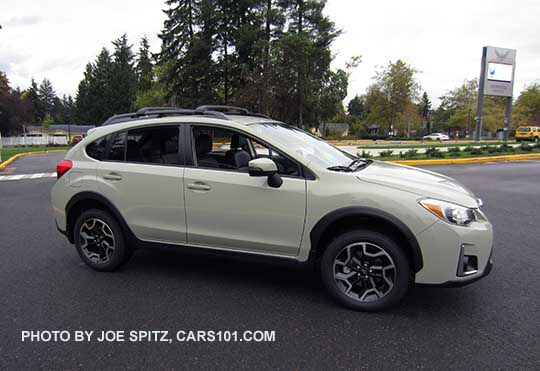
51, 106, 494, 311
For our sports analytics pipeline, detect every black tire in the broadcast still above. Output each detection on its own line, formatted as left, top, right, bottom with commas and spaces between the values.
535, 137, 539, 143
320, 230, 411, 311
73, 209, 131, 271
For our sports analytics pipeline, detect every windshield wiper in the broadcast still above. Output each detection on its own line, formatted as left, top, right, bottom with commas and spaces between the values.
327, 165, 354, 172
328, 158, 372, 173
347, 158, 371, 170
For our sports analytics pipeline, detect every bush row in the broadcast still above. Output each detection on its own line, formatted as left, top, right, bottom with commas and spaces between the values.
357, 142, 540, 160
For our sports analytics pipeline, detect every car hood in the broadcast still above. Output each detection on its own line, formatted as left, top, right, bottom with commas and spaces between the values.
357, 160, 479, 208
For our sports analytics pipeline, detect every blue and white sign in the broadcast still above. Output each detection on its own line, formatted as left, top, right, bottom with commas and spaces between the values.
487, 62, 513, 83
483, 46, 516, 97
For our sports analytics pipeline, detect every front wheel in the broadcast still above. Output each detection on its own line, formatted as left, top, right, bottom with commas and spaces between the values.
73, 209, 131, 271
534, 137, 539, 143
320, 230, 411, 311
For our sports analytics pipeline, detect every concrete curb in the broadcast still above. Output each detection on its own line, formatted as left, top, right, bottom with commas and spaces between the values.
390, 153, 540, 166
0, 150, 67, 171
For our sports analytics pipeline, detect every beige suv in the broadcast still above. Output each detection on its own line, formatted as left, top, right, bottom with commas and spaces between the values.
51, 106, 494, 311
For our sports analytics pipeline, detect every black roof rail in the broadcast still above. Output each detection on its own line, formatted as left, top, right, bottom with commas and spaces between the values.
195, 105, 271, 119
101, 106, 231, 126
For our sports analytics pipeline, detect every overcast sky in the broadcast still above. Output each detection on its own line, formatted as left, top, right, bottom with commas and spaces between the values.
1, 0, 539, 107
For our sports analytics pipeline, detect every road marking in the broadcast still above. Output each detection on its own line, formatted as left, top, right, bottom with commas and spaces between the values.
0, 172, 57, 182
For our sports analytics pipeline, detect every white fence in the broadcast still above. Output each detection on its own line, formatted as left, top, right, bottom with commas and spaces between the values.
1, 136, 68, 147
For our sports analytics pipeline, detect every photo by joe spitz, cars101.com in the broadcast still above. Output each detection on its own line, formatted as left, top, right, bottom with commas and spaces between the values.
51, 105, 493, 312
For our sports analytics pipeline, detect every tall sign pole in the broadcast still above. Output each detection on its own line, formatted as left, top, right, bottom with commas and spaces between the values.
474, 47, 487, 141
475, 46, 517, 142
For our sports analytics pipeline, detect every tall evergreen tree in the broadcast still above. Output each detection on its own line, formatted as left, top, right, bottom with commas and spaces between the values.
159, 0, 214, 107
136, 36, 155, 92
38, 78, 57, 124
75, 48, 115, 124
271, 0, 341, 127
26, 78, 42, 122
109, 34, 138, 114
418, 91, 432, 134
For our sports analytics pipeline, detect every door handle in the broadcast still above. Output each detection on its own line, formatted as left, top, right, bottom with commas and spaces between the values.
103, 172, 122, 181
187, 182, 211, 191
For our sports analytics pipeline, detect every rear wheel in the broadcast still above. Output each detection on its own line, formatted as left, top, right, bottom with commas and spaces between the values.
320, 230, 411, 311
73, 209, 131, 271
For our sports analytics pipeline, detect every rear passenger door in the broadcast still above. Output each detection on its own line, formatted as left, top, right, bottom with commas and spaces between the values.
96, 125, 187, 244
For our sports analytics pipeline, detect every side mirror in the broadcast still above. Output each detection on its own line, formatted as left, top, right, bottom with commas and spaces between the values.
248, 158, 283, 188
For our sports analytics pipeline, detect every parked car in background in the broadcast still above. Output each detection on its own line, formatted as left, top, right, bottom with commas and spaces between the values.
51, 106, 493, 311
515, 126, 540, 142
71, 135, 83, 146
423, 133, 450, 141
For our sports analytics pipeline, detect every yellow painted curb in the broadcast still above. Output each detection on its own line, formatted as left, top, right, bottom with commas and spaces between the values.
391, 153, 540, 166
0, 149, 67, 171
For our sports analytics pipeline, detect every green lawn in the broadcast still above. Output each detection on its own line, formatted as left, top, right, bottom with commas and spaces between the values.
0, 146, 69, 163
357, 141, 514, 150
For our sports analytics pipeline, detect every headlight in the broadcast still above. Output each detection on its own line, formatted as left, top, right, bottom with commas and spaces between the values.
419, 198, 476, 226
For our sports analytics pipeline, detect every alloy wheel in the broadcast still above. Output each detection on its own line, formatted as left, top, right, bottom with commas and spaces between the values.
79, 218, 116, 263
333, 242, 396, 302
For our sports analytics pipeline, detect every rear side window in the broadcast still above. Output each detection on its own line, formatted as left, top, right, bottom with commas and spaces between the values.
108, 131, 127, 161
85, 135, 110, 160
126, 126, 180, 164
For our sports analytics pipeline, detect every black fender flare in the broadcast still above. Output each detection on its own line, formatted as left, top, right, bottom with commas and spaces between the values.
65, 191, 137, 245
309, 206, 423, 272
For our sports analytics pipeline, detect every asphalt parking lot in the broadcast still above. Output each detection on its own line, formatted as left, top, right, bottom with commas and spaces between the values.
1, 152, 539, 370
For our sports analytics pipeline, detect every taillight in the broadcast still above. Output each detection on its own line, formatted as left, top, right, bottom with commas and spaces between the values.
56, 160, 73, 179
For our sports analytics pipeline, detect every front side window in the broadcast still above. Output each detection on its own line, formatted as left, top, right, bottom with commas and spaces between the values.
191, 126, 300, 176
250, 123, 354, 168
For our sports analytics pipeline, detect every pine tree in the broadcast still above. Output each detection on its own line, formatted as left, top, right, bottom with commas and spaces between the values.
419, 91, 432, 134
38, 78, 57, 124
270, 0, 340, 127
159, 0, 214, 107
136, 36, 155, 92
109, 34, 137, 114
26, 78, 42, 122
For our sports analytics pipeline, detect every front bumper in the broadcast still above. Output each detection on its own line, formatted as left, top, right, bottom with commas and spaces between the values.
417, 251, 493, 287
414, 217, 494, 285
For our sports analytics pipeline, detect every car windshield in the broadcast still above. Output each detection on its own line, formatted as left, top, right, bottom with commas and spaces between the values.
250, 122, 355, 168
518, 127, 531, 132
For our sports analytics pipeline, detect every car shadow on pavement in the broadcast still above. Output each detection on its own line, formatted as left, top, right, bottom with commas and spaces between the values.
120, 245, 480, 316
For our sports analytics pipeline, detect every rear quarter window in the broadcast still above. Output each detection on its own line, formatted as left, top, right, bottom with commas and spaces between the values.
85, 135, 110, 160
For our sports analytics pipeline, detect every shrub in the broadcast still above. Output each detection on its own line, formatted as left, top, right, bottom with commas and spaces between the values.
425, 147, 444, 158
499, 143, 514, 152
470, 147, 483, 155
379, 150, 394, 157
447, 147, 461, 157
487, 146, 501, 154
463, 146, 474, 152
358, 150, 372, 158
400, 149, 418, 159
519, 143, 533, 152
